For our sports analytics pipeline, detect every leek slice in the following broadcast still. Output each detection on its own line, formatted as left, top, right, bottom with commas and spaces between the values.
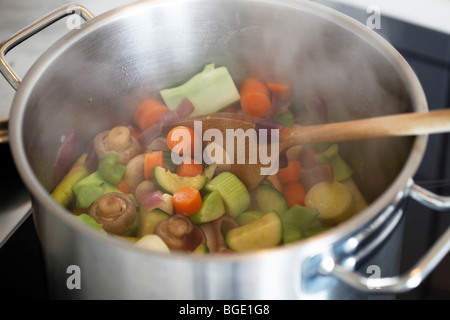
159, 64, 240, 117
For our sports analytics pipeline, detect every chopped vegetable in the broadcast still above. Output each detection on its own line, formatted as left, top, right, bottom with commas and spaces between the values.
277, 160, 301, 184
300, 163, 333, 192
255, 184, 289, 214
89, 192, 137, 235
236, 210, 265, 226
159, 64, 240, 117
51, 153, 89, 207
266, 81, 292, 101
52, 132, 77, 183
115, 179, 131, 194
189, 190, 225, 224
166, 126, 195, 156
162, 151, 177, 172
152, 166, 207, 194
205, 172, 250, 217
173, 186, 203, 216
176, 157, 203, 177
123, 154, 145, 193
98, 153, 126, 185
144, 151, 164, 180
280, 205, 318, 232
275, 111, 295, 127
137, 208, 170, 237
202, 163, 217, 182
72, 171, 124, 209
192, 243, 210, 254
283, 224, 302, 244
135, 234, 170, 253
51, 65, 369, 253
283, 182, 306, 208
240, 77, 271, 117
93, 126, 141, 165
305, 181, 354, 225
75, 213, 106, 234
303, 226, 332, 239
160, 97, 195, 123
226, 211, 282, 252
155, 214, 206, 251
133, 98, 169, 131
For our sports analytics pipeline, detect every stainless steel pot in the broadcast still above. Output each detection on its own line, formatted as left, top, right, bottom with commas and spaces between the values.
2, 0, 449, 299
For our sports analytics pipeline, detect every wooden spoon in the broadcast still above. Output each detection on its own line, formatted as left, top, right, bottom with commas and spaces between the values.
162, 109, 450, 190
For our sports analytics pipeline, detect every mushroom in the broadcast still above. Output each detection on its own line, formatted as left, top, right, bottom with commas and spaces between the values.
89, 192, 137, 235
93, 126, 141, 165
123, 154, 145, 192
155, 214, 206, 251
199, 214, 239, 253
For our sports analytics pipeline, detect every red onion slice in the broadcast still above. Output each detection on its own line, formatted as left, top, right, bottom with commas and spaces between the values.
136, 189, 164, 211
137, 124, 163, 150
52, 132, 76, 183
300, 162, 333, 192
304, 96, 328, 124
254, 118, 281, 145
183, 225, 207, 252
85, 141, 98, 173
160, 97, 195, 124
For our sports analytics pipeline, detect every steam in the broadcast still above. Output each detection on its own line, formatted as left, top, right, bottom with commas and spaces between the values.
227, 3, 413, 202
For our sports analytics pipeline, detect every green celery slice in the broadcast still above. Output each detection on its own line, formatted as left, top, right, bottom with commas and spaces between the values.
159, 64, 240, 117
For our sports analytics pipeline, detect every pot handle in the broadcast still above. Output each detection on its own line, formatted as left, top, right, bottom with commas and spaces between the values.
0, 5, 94, 90
318, 181, 450, 293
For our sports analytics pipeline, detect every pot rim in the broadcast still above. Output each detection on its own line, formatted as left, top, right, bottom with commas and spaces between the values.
9, 0, 428, 261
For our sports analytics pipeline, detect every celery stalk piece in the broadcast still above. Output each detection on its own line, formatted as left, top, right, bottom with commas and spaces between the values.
51, 154, 89, 207
159, 64, 241, 117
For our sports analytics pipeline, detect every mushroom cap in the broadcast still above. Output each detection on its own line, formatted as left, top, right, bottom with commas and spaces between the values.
89, 192, 137, 235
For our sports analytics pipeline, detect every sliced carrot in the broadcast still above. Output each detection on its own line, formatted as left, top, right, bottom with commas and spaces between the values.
240, 77, 270, 97
129, 127, 141, 138
277, 160, 301, 184
241, 92, 272, 117
240, 78, 271, 117
144, 151, 164, 180
115, 179, 131, 194
166, 126, 195, 156
133, 98, 169, 131
266, 82, 292, 101
177, 157, 203, 177
283, 182, 306, 207
173, 186, 203, 216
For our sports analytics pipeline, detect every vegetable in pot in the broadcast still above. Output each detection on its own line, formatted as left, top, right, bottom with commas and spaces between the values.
72, 171, 134, 209
98, 153, 126, 185
135, 234, 170, 253
305, 181, 354, 225
205, 172, 250, 217
93, 126, 141, 165
155, 214, 206, 251
89, 192, 137, 235
160, 63, 240, 117
226, 211, 283, 252
123, 154, 145, 193
51, 153, 89, 207
75, 213, 106, 234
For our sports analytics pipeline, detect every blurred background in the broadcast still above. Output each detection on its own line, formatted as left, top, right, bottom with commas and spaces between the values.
0, 0, 449, 299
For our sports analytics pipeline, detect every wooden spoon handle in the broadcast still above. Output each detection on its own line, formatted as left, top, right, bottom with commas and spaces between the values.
281, 109, 450, 147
